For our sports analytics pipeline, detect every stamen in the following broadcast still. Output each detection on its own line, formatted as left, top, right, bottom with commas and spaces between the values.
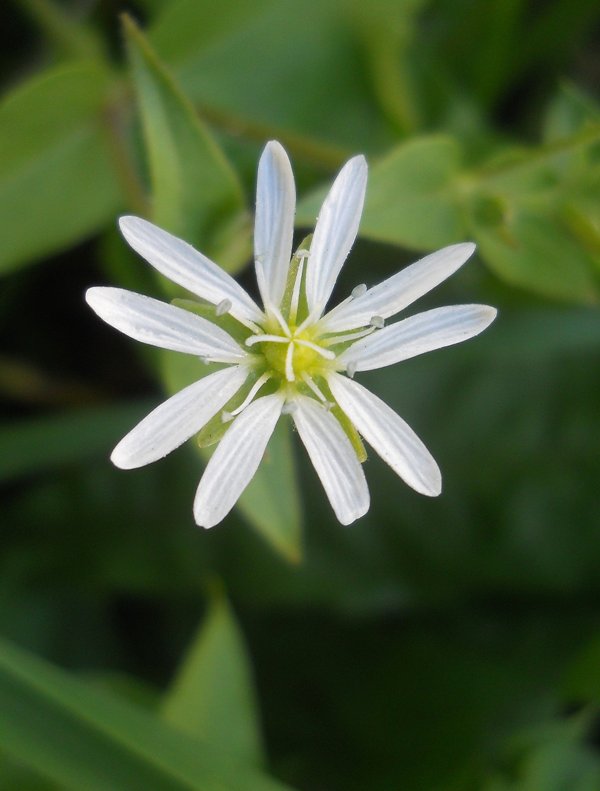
295, 306, 322, 335
285, 342, 295, 382
351, 283, 367, 298
215, 298, 232, 316
301, 371, 327, 402
237, 316, 263, 334
294, 338, 336, 360
288, 257, 305, 326
346, 361, 357, 379
245, 334, 289, 347
370, 315, 385, 329
228, 372, 272, 417
322, 326, 375, 347
281, 401, 298, 415
268, 304, 292, 337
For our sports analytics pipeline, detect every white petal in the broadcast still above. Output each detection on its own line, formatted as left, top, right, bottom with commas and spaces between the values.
111, 366, 249, 469
194, 393, 284, 528
292, 395, 369, 525
86, 287, 246, 363
339, 304, 497, 372
119, 216, 263, 326
305, 156, 367, 317
254, 141, 296, 310
321, 243, 476, 333
327, 372, 441, 496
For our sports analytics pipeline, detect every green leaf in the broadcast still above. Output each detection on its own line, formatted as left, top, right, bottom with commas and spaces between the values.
0, 636, 293, 791
0, 401, 154, 483
544, 83, 600, 143
296, 135, 464, 251
150, 0, 395, 156
0, 62, 122, 274
162, 592, 264, 766
486, 718, 600, 791
465, 127, 600, 301
161, 352, 302, 563
18, 0, 105, 62
123, 15, 251, 272
469, 203, 599, 303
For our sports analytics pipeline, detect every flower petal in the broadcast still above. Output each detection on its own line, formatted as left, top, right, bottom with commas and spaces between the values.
86, 287, 246, 362
321, 243, 476, 332
194, 393, 284, 528
111, 366, 249, 470
338, 304, 497, 372
119, 216, 263, 326
327, 372, 441, 496
254, 141, 296, 311
305, 155, 367, 317
292, 395, 369, 525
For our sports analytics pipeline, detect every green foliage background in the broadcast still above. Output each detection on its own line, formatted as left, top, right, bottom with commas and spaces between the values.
1, 1, 599, 789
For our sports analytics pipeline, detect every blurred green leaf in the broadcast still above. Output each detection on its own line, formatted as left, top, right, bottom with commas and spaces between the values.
0, 401, 153, 483
124, 15, 250, 271
151, 0, 394, 156
544, 83, 600, 143
0, 636, 293, 791
361, 135, 463, 249
467, 129, 600, 301
300, 129, 600, 302
563, 634, 600, 704
0, 62, 121, 274
0, 754, 57, 791
161, 351, 302, 562
163, 592, 264, 766
297, 135, 463, 250
470, 204, 598, 303
17, 0, 105, 62
485, 717, 600, 791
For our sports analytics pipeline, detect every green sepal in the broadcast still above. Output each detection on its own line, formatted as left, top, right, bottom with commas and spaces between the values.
171, 298, 254, 346
313, 376, 368, 464
278, 235, 312, 327
194, 372, 258, 448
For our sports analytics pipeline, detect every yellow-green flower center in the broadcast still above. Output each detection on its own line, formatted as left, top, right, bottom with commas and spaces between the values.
262, 333, 320, 381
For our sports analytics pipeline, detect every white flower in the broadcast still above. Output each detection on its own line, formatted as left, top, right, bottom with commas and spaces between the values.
86, 141, 496, 528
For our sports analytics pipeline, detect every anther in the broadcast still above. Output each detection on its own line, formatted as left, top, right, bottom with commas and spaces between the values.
346, 361, 357, 379
370, 315, 385, 329
351, 283, 367, 299
301, 371, 327, 402
216, 298, 232, 316
245, 334, 289, 347
229, 372, 272, 417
